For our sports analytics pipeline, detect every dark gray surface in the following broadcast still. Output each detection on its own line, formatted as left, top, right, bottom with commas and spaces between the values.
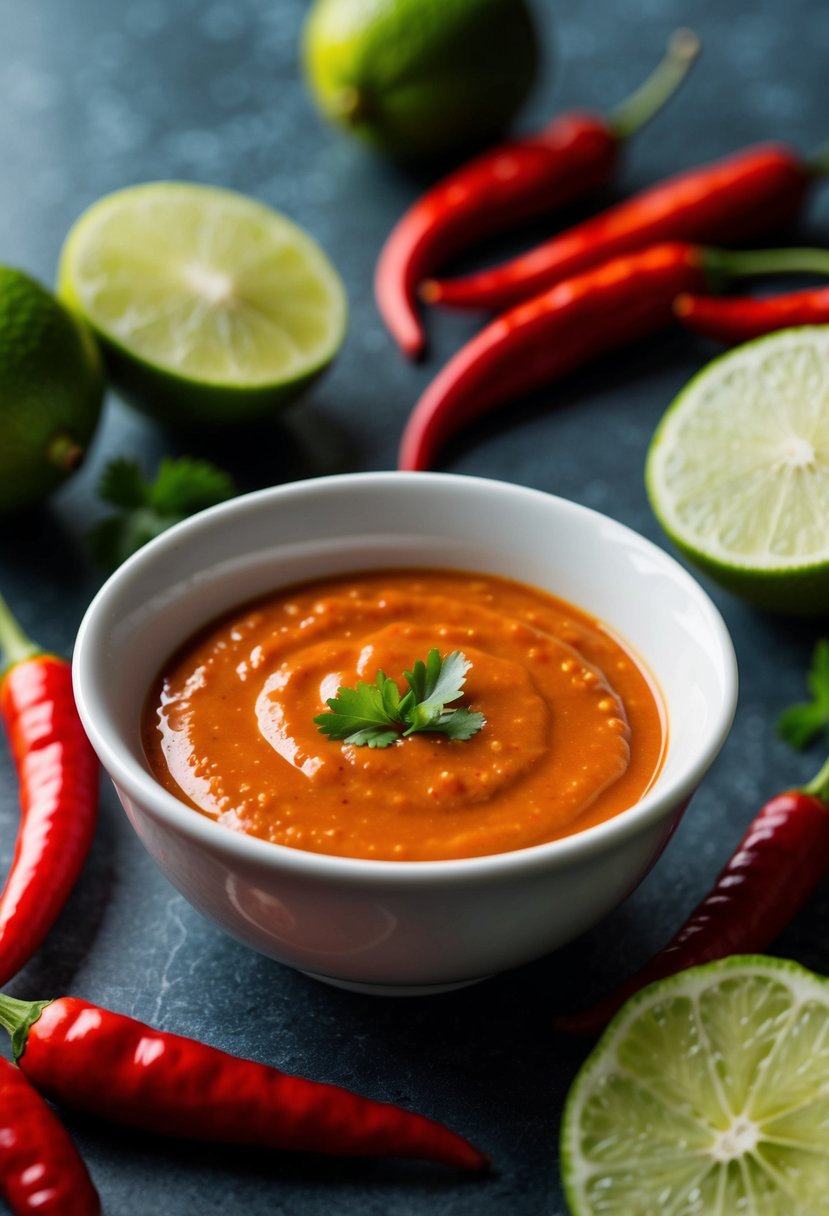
1, 0, 828, 1211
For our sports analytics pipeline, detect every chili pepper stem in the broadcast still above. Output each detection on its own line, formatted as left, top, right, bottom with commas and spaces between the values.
0, 994, 51, 1062
608, 29, 700, 139
0, 594, 43, 671
803, 754, 829, 804
702, 245, 829, 291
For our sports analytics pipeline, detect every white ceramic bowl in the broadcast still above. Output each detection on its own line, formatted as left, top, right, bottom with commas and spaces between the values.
73, 472, 737, 995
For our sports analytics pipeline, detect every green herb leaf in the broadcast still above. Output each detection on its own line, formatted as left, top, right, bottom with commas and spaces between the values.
430, 706, 487, 741
314, 673, 402, 749
404, 648, 469, 708
148, 457, 236, 515
97, 456, 148, 509
315, 649, 485, 747
778, 639, 829, 750
90, 456, 237, 571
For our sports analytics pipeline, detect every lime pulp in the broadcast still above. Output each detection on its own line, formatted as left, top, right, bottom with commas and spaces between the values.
561, 955, 829, 1215
646, 326, 829, 614
58, 182, 347, 427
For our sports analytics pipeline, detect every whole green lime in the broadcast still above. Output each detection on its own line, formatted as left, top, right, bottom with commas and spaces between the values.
0, 267, 105, 513
301, 0, 540, 161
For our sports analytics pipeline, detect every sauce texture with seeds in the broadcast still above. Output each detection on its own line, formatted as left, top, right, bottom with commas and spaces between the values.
142, 570, 666, 861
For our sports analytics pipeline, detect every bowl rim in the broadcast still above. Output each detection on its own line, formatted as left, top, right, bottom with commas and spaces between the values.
73, 470, 738, 886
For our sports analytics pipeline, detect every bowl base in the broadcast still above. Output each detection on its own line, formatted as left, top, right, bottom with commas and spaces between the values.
301, 968, 492, 997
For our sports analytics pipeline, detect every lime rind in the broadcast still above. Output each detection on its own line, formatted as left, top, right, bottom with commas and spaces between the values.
301, 0, 538, 161
58, 182, 347, 426
560, 955, 829, 1216
0, 266, 105, 512
646, 327, 829, 613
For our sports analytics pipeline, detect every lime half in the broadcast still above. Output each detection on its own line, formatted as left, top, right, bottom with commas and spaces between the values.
58, 183, 347, 427
561, 955, 829, 1216
646, 326, 829, 614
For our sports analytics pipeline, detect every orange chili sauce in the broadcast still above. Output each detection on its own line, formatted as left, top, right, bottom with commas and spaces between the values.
142, 569, 666, 861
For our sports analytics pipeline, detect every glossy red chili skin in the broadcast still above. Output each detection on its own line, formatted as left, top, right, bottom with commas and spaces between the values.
375, 113, 619, 358
398, 241, 706, 471
556, 790, 829, 1035
0, 1057, 99, 1215
18, 998, 486, 1170
426, 144, 810, 312
675, 286, 829, 343
0, 656, 99, 985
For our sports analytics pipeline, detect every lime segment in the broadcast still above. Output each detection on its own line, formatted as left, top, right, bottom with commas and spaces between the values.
561, 955, 829, 1215
646, 327, 829, 613
58, 182, 347, 426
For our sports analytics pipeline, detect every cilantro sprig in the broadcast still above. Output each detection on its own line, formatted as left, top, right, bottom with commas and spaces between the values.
315, 648, 485, 748
89, 456, 237, 571
778, 639, 829, 750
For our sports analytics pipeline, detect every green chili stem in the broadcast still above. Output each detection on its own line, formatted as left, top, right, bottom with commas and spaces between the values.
0, 994, 51, 1062
703, 245, 829, 291
803, 754, 829, 804
0, 594, 42, 672
609, 29, 701, 140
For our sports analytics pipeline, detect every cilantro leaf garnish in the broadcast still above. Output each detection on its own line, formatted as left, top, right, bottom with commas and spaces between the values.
778, 639, 829, 750
315, 649, 485, 748
89, 456, 236, 571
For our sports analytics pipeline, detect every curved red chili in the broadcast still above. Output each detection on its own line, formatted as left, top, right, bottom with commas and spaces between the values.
0, 1057, 99, 1215
555, 764, 829, 1036
398, 242, 829, 471
375, 31, 700, 358
0, 596, 99, 986
675, 285, 829, 343
400, 242, 704, 469
0, 994, 487, 1171
422, 142, 817, 312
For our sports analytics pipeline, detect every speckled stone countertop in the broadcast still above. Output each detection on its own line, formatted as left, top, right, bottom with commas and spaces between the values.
1, 0, 828, 1211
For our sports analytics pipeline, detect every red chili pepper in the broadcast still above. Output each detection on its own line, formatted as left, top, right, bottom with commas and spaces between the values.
375, 31, 700, 359
422, 142, 821, 313
675, 285, 829, 343
398, 242, 829, 471
0, 1057, 99, 1215
0, 994, 488, 1171
0, 596, 99, 986
555, 759, 829, 1036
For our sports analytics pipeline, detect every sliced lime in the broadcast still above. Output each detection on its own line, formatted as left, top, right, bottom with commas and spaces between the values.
561, 955, 829, 1215
58, 182, 347, 427
646, 326, 829, 614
